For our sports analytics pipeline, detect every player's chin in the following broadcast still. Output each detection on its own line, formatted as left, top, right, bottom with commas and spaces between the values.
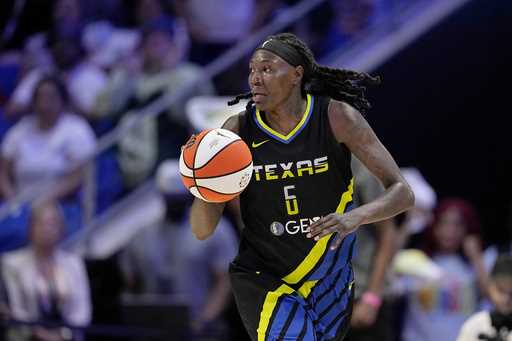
253, 97, 270, 110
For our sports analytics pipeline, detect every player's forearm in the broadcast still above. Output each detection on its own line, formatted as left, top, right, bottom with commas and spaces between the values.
190, 199, 225, 240
351, 181, 414, 227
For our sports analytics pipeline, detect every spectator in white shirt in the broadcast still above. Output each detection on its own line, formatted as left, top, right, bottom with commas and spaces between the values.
2, 200, 92, 341
0, 75, 96, 202
0, 75, 96, 239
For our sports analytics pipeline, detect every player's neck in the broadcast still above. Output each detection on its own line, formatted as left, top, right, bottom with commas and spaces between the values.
265, 91, 307, 136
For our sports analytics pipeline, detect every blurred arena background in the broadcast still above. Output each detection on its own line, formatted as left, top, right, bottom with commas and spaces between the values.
0, 0, 510, 340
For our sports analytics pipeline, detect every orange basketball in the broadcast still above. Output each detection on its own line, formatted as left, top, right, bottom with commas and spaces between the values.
179, 128, 253, 203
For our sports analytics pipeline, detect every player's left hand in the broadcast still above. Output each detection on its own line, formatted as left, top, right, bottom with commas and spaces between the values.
307, 212, 363, 250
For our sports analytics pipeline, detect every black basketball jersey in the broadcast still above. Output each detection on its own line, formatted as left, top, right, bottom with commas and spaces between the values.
236, 94, 356, 287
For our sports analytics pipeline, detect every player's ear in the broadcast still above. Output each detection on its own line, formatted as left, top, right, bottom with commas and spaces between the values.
294, 65, 304, 86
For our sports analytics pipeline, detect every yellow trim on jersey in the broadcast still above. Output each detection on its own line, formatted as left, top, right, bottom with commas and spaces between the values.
336, 178, 354, 214
298, 280, 318, 298
282, 177, 355, 285
255, 94, 312, 141
282, 234, 332, 284
257, 284, 295, 341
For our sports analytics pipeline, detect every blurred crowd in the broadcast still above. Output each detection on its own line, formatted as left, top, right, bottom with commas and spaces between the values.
0, 0, 389, 245
0, 0, 510, 340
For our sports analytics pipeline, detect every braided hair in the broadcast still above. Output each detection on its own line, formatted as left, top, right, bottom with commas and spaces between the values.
228, 33, 381, 114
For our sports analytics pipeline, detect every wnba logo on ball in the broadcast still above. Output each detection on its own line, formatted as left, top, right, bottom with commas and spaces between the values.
239, 172, 251, 188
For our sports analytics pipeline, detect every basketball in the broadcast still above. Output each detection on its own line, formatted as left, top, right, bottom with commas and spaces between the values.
179, 128, 253, 203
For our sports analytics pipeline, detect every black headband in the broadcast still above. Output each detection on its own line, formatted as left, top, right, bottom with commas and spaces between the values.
256, 38, 313, 79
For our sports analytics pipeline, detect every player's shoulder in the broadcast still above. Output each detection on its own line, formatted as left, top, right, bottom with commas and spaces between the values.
222, 110, 248, 135
327, 99, 361, 143
327, 99, 359, 124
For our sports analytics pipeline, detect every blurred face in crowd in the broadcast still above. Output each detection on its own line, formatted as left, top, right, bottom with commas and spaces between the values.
248, 50, 302, 112
33, 80, 65, 127
490, 275, 512, 315
53, 0, 83, 40
433, 207, 466, 253
30, 203, 64, 251
142, 30, 178, 72
335, 0, 375, 35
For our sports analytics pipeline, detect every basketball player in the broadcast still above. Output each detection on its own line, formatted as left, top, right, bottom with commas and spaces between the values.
188, 33, 414, 341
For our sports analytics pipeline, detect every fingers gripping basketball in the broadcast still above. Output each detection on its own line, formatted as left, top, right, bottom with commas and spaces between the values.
179, 128, 253, 203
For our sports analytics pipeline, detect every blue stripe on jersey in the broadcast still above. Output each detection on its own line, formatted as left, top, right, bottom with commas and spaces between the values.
282, 305, 309, 340
315, 271, 353, 340
277, 301, 300, 340
314, 267, 353, 317
311, 269, 346, 311
318, 284, 351, 331
266, 294, 299, 339
302, 203, 355, 282
297, 310, 313, 341
323, 312, 349, 340
323, 290, 353, 340
306, 232, 356, 281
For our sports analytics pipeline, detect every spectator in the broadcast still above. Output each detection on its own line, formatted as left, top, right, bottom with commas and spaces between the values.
1, 200, 92, 341
174, 0, 254, 65
173, 0, 255, 94
51, 0, 86, 42
457, 255, 512, 341
0, 75, 96, 234
120, 159, 238, 339
314, 0, 381, 57
81, 21, 140, 72
401, 198, 488, 341
130, 0, 189, 64
345, 157, 398, 341
6, 0, 108, 119
94, 18, 214, 187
